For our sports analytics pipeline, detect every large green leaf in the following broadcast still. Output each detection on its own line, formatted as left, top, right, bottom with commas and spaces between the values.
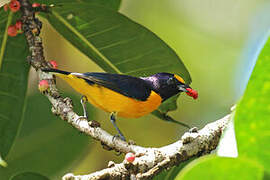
40, 2, 191, 120
0, 11, 30, 163
175, 156, 264, 180
43, 2, 191, 79
235, 36, 270, 173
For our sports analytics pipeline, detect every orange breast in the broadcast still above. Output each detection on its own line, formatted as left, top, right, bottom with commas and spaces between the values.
59, 74, 162, 118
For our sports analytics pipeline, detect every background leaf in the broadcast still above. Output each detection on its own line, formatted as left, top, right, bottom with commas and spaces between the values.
175, 156, 264, 180
10, 172, 49, 180
235, 36, 270, 174
0, 93, 93, 179
40, 2, 191, 119
0, 11, 30, 162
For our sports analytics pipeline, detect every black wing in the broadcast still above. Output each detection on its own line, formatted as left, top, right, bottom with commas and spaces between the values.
73, 72, 152, 101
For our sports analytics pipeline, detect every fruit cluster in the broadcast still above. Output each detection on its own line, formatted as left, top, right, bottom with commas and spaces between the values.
3, 1, 43, 37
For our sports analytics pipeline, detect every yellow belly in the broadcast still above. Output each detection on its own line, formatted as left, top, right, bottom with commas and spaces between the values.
60, 74, 162, 118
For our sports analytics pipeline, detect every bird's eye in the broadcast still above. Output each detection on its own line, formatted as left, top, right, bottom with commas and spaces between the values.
167, 77, 175, 85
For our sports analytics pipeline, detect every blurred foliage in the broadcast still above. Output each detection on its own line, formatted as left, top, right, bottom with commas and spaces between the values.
120, 0, 270, 127
235, 37, 270, 174
176, 156, 263, 180
11, 172, 49, 180
0, 10, 29, 162
172, 36, 270, 179
0, 93, 93, 179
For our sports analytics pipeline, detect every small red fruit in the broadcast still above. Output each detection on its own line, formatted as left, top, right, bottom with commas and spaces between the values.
15, 21, 22, 33
49, 60, 58, 69
125, 153, 135, 163
7, 25, 17, 37
9, 0, 21, 12
186, 88, 198, 99
32, 3, 41, 8
38, 80, 49, 92
4, 4, 9, 11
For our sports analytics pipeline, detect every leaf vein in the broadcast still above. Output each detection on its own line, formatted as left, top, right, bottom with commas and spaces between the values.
0, 90, 19, 99
77, 18, 99, 30
86, 24, 121, 38
125, 64, 172, 75
0, 113, 9, 121
98, 35, 140, 51
115, 48, 163, 66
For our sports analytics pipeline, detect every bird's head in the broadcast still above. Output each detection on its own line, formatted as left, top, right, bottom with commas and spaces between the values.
142, 73, 198, 102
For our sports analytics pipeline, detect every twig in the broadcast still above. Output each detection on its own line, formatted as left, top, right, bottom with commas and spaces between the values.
18, 0, 232, 179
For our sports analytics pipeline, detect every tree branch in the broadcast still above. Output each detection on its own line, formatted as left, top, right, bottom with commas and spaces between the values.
18, 0, 232, 179
62, 114, 231, 180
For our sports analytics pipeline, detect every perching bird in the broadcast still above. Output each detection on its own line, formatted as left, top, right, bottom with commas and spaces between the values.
43, 69, 198, 141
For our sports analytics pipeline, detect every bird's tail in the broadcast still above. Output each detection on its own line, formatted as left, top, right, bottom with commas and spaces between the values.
42, 68, 71, 75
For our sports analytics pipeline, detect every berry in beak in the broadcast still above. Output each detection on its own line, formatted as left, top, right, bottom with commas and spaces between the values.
186, 88, 198, 99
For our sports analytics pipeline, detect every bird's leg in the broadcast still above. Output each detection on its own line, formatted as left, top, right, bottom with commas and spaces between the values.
110, 112, 126, 141
78, 95, 101, 128
77, 95, 88, 121
76, 95, 88, 121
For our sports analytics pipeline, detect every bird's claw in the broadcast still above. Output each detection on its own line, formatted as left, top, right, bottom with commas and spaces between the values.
75, 116, 88, 124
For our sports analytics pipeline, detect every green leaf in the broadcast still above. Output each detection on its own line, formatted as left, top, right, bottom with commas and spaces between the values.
0, 94, 92, 179
153, 158, 195, 180
35, 0, 122, 11
86, 0, 122, 11
10, 172, 49, 180
43, 2, 191, 79
0, 11, 30, 163
158, 94, 180, 113
41, 2, 191, 119
235, 36, 270, 173
175, 156, 264, 180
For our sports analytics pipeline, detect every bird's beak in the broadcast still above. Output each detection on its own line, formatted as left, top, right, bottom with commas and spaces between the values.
178, 85, 198, 99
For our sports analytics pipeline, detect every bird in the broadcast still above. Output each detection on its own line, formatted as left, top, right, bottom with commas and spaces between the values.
43, 69, 198, 141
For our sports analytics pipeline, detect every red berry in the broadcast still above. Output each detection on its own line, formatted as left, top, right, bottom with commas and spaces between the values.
15, 21, 22, 31
32, 3, 41, 8
49, 60, 58, 69
38, 80, 49, 92
192, 89, 198, 99
4, 4, 9, 11
125, 153, 135, 163
186, 88, 198, 99
7, 25, 17, 37
9, 0, 21, 12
